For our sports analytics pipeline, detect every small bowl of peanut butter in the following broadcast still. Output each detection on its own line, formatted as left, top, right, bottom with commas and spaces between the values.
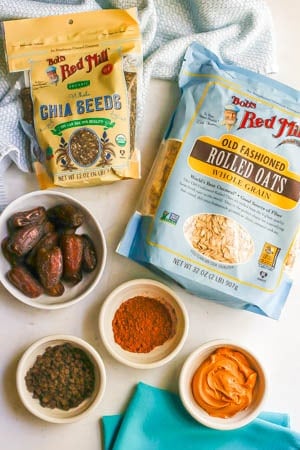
179, 339, 267, 430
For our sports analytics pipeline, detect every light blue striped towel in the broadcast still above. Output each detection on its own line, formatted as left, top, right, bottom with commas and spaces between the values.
0, 0, 277, 207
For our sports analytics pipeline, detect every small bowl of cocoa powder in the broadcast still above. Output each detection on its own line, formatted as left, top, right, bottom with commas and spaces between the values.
99, 278, 189, 369
16, 334, 106, 423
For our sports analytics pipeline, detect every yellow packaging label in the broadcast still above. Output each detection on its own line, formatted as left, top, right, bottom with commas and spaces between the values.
259, 242, 281, 268
3, 9, 142, 187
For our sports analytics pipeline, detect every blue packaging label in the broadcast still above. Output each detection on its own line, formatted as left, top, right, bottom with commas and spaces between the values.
118, 43, 300, 319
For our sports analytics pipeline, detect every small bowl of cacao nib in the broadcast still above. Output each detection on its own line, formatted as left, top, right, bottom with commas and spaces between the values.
16, 334, 106, 423
0, 190, 107, 309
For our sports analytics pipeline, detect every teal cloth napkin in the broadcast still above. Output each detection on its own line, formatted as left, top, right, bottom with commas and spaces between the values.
101, 383, 300, 450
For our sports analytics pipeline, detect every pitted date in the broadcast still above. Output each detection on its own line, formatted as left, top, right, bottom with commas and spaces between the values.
61, 234, 83, 283
1, 237, 23, 266
7, 265, 44, 298
10, 224, 44, 256
37, 246, 63, 289
57, 227, 77, 236
42, 220, 55, 234
8, 206, 46, 229
26, 232, 59, 270
47, 204, 84, 229
44, 281, 65, 297
82, 234, 97, 272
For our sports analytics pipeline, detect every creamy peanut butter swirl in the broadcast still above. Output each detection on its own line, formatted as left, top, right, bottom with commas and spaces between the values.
192, 347, 257, 418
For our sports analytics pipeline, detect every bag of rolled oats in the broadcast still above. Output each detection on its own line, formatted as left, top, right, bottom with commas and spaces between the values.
118, 42, 300, 319
2, 8, 142, 187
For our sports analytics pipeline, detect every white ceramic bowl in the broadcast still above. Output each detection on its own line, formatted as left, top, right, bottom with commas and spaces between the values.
179, 339, 267, 430
0, 190, 107, 309
99, 278, 189, 369
16, 335, 106, 423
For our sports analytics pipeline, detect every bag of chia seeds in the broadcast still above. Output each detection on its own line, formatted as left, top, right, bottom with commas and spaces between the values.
2, 8, 142, 188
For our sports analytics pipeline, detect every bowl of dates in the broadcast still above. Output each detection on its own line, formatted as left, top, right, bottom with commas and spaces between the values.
0, 190, 107, 309
16, 334, 106, 423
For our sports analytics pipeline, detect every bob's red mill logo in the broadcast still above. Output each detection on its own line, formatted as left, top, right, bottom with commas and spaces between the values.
46, 49, 109, 82
231, 96, 300, 139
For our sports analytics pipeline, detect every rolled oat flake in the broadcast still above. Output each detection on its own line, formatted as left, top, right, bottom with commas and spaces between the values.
2, 8, 142, 187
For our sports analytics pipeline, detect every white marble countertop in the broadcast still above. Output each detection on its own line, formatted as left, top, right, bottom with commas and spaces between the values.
1, 1, 300, 448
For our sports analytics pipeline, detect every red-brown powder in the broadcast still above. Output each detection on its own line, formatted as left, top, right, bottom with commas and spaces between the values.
112, 295, 177, 353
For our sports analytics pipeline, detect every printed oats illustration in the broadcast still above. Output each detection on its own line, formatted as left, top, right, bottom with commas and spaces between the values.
183, 214, 254, 264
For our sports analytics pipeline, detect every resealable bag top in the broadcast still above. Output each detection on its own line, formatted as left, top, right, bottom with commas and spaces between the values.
118, 42, 300, 319
2, 8, 142, 188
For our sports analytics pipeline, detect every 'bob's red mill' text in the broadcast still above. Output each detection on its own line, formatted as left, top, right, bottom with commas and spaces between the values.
47, 49, 109, 82
231, 95, 300, 139
238, 112, 300, 139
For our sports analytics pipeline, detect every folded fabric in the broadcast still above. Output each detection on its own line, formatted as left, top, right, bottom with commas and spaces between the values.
0, 0, 277, 209
101, 383, 300, 450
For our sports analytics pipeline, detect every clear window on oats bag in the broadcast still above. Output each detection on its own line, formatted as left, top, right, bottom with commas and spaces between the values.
2, 8, 142, 188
